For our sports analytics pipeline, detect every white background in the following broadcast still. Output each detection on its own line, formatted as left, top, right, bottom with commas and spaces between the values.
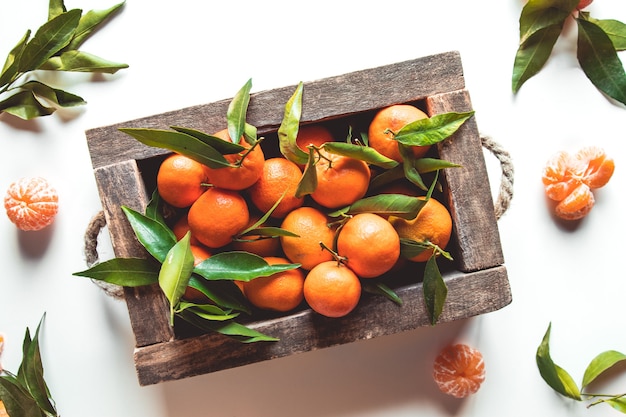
1, 1, 626, 416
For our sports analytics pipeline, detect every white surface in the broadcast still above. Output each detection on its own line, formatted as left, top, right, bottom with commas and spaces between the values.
1, 1, 625, 416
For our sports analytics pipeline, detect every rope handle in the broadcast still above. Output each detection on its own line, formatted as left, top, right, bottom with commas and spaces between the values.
84, 135, 514, 299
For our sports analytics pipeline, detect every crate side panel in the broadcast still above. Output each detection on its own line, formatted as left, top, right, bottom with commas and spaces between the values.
426, 90, 505, 272
86, 51, 464, 170
94, 161, 174, 346
134, 265, 510, 385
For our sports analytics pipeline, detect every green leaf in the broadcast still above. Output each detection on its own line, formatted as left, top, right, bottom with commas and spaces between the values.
48, 0, 67, 20
193, 251, 300, 282
19, 80, 85, 107
362, 281, 403, 306
606, 397, 626, 413
0, 91, 55, 120
581, 350, 626, 389
536, 323, 582, 400
179, 311, 279, 343
19, 9, 81, 72
187, 276, 250, 314
576, 18, 626, 106
19, 316, 56, 416
589, 18, 626, 51
0, 376, 42, 417
518, 0, 577, 44
177, 302, 239, 321
72, 257, 160, 286
119, 128, 232, 169
394, 111, 475, 147
342, 194, 426, 219
399, 238, 429, 259
278, 82, 309, 165
323, 141, 398, 169
66, 1, 125, 50
227, 78, 252, 145
513, 24, 564, 93
400, 145, 427, 190
42, 50, 128, 73
0, 30, 30, 86
422, 254, 447, 325
170, 126, 245, 155
159, 232, 195, 325
295, 147, 318, 198
121, 206, 176, 263
415, 157, 462, 173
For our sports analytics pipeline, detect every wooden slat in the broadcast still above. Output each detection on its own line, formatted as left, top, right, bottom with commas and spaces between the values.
85, 50, 465, 169
426, 90, 505, 272
133, 265, 511, 386
94, 160, 174, 346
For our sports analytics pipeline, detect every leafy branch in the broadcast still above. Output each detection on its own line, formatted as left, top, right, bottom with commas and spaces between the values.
537, 322, 626, 413
0, 0, 128, 120
0, 314, 59, 417
513, 0, 626, 107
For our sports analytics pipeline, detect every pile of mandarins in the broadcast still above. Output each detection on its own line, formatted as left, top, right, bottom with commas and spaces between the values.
156, 104, 453, 318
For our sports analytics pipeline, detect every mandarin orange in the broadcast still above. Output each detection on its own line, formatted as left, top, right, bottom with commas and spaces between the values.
368, 104, 430, 163
243, 256, 305, 312
304, 260, 361, 318
389, 197, 452, 262
248, 157, 304, 218
156, 153, 210, 208
310, 152, 370, 209
187, 187, 250, 248
433, 343, 485, 398
280, 206, 335, 270
4, 176, 59, 231
204, 128, 265, 190
336, 213, 400, 278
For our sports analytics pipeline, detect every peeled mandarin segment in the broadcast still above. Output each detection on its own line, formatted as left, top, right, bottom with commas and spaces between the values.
433, 343, 485, 398
576, 147, 615, 189
4, 177, 59, 231
554, 183, 595, 220
542, 151, 582, 201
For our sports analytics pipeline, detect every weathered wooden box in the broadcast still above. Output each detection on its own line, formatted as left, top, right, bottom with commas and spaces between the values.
85, 50, 511, 386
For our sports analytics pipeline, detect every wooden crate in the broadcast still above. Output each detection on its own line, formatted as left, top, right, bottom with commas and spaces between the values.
85, 50, 511, 386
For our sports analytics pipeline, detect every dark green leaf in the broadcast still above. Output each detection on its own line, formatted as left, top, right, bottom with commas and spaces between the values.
227, 78, 252, 145
19, 9, 81, 72
119, 128, 232, 169
72, 257, 159, 286
415, 157, 462, 173
159, 232, 195, 325
187, 276, 250, 314
170, 126, 244, 155
518, 0, 576, 44
144, 188, 168, 227
400, 145, 427, 190
323, 141, 398, 169
577, 18, 626, 106
536, 323, 582, 400
0, 30, 30, 86
19, 316, 56, 416
179, 311, 279, 343
278, 82, 309, 165
48, 0, 67, 20
0, 91, 54, 120
343, 194, 426, 219
513, 24, 564, 93
66, 1, 125, 50
0, 376, 42, 417
394, 111, 475, 147
295, 147, 318, 198
422, 254, 447, 325
177, 302, 239, 321
362, 281, 403, 306
582, 350, 626, 389
590, 18, 626, 51
42, 50, 128, 73
400, 236, 428, 259
19, 80, 85, 107
193, 251, 300, 282
122, 206, 176, 263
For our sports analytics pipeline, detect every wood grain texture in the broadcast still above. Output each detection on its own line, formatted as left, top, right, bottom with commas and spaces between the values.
85, 50, 464, 170
427, 90, 505, 272
133, 265, 511, 386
